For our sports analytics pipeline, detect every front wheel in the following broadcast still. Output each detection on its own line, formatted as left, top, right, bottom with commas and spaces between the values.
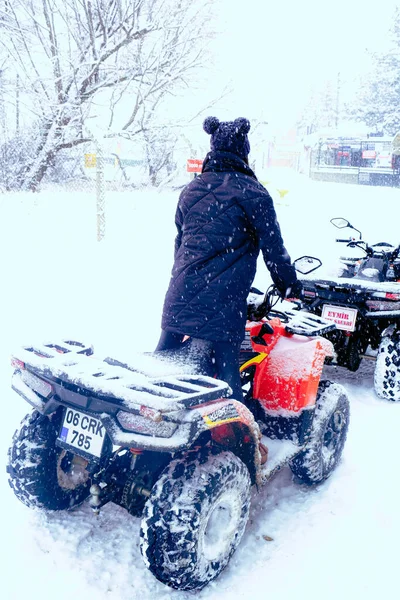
374, 335, 400, 401
7, 410, 91, 510
290, 381, 350, 485
140, 448, 251, 591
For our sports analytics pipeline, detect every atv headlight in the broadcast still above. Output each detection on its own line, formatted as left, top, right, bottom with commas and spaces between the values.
116, 411, 178, 438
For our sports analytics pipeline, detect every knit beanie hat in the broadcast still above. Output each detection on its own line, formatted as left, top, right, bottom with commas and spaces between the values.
203, 116, 251, 160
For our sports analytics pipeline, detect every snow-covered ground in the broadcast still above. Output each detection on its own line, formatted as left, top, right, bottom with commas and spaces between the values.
2, 172, 400, 600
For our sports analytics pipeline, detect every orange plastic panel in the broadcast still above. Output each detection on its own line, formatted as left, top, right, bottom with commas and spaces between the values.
244, 319, 333, 413
255, 335, 332, 412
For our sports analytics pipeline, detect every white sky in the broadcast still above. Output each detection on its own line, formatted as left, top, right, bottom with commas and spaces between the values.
33, 0, 400, 145
8, 1, 397, 147
208, 0, 398, 128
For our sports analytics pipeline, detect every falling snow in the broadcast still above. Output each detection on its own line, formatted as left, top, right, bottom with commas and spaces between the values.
1, 173, 400, 600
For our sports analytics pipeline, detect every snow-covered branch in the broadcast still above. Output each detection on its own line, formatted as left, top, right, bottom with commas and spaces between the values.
0, 0, 215, 190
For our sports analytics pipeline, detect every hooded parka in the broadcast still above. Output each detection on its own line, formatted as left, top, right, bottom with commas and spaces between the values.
161, 150, 299, 342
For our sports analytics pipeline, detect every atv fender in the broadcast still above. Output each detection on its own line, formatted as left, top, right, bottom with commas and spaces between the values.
253, 332, 334, 413
381, 323, 399, 339
190, 399, 262, 483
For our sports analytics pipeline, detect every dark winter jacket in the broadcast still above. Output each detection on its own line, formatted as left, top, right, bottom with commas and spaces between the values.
161, 150, 299, 342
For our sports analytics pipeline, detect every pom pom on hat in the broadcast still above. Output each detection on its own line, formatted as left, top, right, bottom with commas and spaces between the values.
233, 117, 250, 135
203, 116, 251, 160
203, 116, 220, 134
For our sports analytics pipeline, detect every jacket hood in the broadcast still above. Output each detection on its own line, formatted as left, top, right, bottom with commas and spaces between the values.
202, 151, 258, 180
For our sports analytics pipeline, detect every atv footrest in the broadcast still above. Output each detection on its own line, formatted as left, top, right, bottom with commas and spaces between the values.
260, 436, 299, 482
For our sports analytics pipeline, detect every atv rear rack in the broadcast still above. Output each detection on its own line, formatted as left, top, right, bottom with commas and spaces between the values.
301, 275, 400, 294
12, 340, 231, 413
300, 277, 400, 318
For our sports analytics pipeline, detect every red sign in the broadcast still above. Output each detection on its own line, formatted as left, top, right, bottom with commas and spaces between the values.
187, 159, 203, 173
362, 150, 376, 159
322, 305, 358, 332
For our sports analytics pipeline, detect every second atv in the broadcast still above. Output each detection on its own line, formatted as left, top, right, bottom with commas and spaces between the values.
299, 217, 400, 401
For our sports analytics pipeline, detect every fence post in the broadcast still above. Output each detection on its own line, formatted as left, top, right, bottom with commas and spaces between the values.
95, 139, 105, 241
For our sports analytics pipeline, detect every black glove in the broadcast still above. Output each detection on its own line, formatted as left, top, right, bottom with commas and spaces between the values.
248, 300, 268, 321
284, 280, 304, 300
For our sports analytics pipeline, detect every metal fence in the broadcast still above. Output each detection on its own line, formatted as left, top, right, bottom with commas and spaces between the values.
0, 135, 153, 240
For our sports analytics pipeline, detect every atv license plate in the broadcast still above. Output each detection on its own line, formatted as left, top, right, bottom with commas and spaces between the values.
58, 408, 105, 458
322, 305, 358, 332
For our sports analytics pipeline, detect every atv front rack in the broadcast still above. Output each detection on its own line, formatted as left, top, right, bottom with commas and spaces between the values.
285, 310, 337, 336
12, 340, 231, 413
270, 301, 337, 336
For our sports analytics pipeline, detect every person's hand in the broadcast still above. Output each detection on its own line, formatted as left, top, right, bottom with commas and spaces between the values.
285, 280, 304, 300
248, 300, 268, 321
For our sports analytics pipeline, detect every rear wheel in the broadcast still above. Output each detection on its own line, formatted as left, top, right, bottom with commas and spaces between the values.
290, 381, 350, 485
346, 336, 363, 372
7, 410, 91, 510
140, 447, 251, 590
374, 335, 400, 401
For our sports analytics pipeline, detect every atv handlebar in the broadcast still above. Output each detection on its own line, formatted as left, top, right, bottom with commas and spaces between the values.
247, 285, 290, 322
334, 219, 400, 260
247, 288, 335, 337
247, 255, 321, 325
337, 239, 375, 257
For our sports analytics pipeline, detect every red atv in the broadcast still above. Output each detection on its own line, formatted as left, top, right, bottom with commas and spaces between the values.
7, 257, 349, 591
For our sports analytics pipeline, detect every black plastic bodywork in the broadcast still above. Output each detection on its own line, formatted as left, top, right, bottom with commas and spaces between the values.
301, 277, 400, 369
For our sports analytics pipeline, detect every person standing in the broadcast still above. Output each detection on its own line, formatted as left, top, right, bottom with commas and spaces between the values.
156, 116, 302, 406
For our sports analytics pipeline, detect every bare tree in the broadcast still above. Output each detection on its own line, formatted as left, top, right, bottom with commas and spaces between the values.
0, 0, 214, 190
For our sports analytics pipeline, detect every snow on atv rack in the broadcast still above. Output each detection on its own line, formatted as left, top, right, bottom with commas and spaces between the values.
302, 273, 400, 294
12, 340, 231, 413
272, 300, 337, 337
301, 276, 400, 318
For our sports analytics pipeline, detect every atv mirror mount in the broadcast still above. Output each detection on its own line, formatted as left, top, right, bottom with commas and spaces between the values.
293, 256, 322, 275
330, 217, 362, 240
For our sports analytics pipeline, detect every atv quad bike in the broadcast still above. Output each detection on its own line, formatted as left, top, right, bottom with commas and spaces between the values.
299, 218, 400, 401
7, 257, 350, 591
